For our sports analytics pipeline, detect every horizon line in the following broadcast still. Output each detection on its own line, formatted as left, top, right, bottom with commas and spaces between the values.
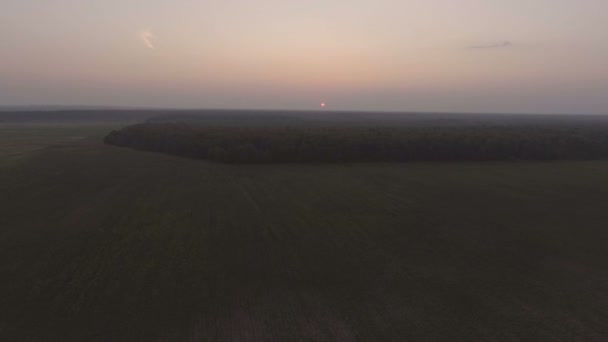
0, 105, 606, 116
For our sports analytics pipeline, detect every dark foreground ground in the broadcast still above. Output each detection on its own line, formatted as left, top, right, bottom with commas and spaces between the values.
1, 116, 608, 340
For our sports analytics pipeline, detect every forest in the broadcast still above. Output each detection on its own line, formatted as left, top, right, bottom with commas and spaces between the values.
104, 121, 608, 163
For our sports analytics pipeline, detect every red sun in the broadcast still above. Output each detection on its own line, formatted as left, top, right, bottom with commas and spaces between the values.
320, 102, 327, 108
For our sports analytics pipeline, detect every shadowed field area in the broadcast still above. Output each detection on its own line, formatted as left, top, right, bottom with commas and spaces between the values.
2, 122, 608, 340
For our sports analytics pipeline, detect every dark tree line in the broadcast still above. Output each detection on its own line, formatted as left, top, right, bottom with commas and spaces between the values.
104, 122, 608, 163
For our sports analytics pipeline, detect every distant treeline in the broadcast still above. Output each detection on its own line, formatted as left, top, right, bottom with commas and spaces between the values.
104, 122, 608, 163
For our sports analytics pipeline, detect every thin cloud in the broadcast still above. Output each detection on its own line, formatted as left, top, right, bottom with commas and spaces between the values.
139, 30, 156, 49
470, 41, 512, 49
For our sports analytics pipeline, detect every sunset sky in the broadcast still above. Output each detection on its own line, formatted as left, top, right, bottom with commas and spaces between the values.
1, 0, 607, 114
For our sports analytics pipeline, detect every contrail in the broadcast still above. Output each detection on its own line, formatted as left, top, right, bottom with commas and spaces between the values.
140, 30, 156, 49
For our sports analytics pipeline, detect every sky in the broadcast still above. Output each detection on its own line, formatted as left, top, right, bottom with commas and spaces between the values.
1, 0, 607, 114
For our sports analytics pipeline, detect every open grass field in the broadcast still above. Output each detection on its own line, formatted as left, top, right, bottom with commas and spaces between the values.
0, 124, 124, 166
2, 122, 608, 340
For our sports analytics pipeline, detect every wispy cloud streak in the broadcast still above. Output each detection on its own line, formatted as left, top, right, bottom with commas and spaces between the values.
470, 41, 512, 49
139, 30, 156, 49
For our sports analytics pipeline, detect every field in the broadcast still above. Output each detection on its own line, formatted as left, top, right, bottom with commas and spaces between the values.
2, 114, 608, 340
